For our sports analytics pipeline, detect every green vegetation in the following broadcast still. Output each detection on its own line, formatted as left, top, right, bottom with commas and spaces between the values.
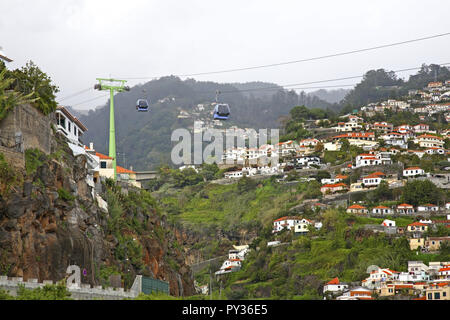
0, 282, 72, 300
24, 148, 45, 175
0, 152, 16, 195
220, 209, 450, 299
57, 187, 75, 202
401, 180, 444, 207
0, 68, 35, 121
0, 60, 58, 120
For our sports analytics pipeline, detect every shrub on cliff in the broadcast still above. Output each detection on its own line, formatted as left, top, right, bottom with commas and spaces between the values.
9, 61, 59, 116
0, 67, 35, 121
0, 152, 16, 195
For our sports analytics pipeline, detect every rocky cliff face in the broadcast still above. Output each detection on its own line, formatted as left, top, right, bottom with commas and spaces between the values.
0, 133, 195, 297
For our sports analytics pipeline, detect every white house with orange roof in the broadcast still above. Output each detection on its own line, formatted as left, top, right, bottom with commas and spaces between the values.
334, 121, 362, 132
320, 183, 348, 194
414, 134, 444, 148
299, 138, 320, 147
346, 204, 368, 215
321, 174, 347, 185
337, 287, 373, 300
407, 222, 428, 233
354, 153, 382, 168
380, 132, 408, 149
372, 122, 393, 133
95, 151, 115, 179
413, 123, 430, 134
323, 277, 348, 294
117, 166, 141, 188
438, 266, 450, 281
397, 203, 415, 214
362, 267, 399, 289
332, 132, 376, 148
276, 140, 297, 156
272, 216, 302, 233
373, 206, 393, 215
362, 172, 385, 187
403, 167, 425, 177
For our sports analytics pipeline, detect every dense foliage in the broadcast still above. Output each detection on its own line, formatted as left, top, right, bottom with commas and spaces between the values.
0, 61, 58, 119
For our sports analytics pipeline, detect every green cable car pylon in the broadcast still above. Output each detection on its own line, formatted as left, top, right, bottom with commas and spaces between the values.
94, 78, 130, 180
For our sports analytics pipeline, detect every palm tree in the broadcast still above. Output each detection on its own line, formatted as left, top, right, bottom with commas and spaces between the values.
0, 69, 35, 120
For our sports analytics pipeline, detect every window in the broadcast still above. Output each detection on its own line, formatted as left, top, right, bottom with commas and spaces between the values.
443, 292, 447, 297
60, 116, 66, 129
100, 161, 107, 169
434, 292, 440, 300
428, 293, 432, 300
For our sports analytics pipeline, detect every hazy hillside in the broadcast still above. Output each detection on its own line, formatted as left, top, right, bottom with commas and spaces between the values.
308, 88, 351, 104
76, 77, 334, 170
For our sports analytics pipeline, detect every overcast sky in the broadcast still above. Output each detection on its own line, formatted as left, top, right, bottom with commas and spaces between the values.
1, 0, 450, 110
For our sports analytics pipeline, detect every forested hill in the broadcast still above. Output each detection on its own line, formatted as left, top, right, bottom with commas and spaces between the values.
76, 76, 334, 170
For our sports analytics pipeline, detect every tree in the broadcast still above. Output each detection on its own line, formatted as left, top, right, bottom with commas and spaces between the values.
368, 180, 392, 203
11, 61, 59, 115
315, 170, 331, 182
401, 180, 442, 207
0, 68, 35, 121
237, 176, 258, 193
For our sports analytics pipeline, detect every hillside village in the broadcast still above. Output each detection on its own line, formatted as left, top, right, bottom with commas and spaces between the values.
184, 79, 450, 300
56, 78, 450, 300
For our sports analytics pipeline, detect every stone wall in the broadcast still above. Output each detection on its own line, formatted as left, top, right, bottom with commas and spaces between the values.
0, 276, 138, 300
0, 103, 54, 155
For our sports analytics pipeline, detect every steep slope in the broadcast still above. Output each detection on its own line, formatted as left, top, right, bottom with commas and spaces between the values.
0, 132, 195, 296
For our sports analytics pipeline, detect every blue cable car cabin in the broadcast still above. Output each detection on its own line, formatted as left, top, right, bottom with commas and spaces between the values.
213, 103, 230, 120
136, 99, 149, 112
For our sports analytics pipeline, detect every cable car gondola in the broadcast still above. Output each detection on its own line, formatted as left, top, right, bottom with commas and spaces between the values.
213, 90, 230, 120
213, 103, 230, 120
136, 99, 149, 111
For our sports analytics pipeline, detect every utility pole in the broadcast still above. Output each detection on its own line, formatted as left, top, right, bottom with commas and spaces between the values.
94, 78, 130, 180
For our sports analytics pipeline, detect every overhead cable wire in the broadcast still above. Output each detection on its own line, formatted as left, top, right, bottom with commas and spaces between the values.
57, 87, 93, 102
118, 32, 450, 80
216, 63, 450, 94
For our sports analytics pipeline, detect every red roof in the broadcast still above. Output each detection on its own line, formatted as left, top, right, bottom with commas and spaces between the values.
274, 216, 301, 222
327, 277, 340, 285
417, 134, 443, 140
375, 205, 389, 209
364, 173, 383, 179
395, 284, 413, 289
398, 203, 413, 208
348, 204, 367, 210
408, 222, 427, 227
405, 167, 422, 170
439, 267, 450, 272
333, 132, 374, 139
117, 166, 135, 174
96, 152, 114, 160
